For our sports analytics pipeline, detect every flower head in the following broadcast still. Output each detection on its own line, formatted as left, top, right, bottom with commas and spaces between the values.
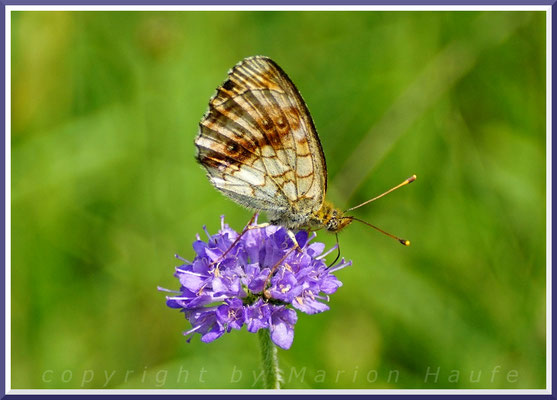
161, 215, 351, 350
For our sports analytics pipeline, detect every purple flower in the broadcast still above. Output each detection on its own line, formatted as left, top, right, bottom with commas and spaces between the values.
160, 215, 351, 350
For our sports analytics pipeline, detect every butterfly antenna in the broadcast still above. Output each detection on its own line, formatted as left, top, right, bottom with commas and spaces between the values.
328, 233, 341, 268
351, 217, 411, 246
345, 175, 416, 212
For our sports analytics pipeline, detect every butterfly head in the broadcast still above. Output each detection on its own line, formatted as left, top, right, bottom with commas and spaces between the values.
326, 213, 354, 233
315, 201, 353, 233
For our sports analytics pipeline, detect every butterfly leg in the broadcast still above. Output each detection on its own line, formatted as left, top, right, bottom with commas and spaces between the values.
210, 213, 259, 267
247, 223, 302, 251
211, 216, 299, 269
286, 230, 304, 253
247, 222, 269, 230
262, 229, 301, 299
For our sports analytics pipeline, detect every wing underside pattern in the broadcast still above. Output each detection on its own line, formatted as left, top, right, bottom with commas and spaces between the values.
195, 56, 328, 215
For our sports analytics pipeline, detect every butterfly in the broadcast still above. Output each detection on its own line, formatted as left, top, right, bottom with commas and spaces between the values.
194, 56, 414, 244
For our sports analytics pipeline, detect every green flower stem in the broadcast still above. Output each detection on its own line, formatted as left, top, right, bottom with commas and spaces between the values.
258, 329, 281, 389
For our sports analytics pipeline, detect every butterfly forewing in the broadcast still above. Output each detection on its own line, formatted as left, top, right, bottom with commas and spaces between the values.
195, 56, 328, 220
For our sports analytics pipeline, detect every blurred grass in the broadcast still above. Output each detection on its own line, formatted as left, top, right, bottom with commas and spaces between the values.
10, 10, 546, 389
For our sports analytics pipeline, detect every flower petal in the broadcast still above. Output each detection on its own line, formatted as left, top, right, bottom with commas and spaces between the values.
270, 308, 297, 350
179, 273, 206, 292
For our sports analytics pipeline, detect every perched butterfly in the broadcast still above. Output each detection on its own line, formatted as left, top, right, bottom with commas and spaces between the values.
195, 56, 414, 245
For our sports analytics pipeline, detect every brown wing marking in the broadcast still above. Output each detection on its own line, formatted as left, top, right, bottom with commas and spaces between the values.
208, 74, 298, 202
242, 57, 326, 209
195, 56, 328, 214
229, 56, 326, 209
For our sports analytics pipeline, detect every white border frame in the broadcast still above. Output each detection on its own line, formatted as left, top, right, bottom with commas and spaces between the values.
4, 4, 552, 395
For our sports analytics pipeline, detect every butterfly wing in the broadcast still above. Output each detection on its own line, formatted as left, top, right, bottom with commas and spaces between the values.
195, 56, 327, 217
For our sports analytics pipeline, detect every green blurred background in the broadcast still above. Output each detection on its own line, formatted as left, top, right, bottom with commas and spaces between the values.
11, 10, 546, 389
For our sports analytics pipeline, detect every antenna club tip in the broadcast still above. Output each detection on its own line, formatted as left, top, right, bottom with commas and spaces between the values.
408, 174, 417, 183
400, 239, 411, 246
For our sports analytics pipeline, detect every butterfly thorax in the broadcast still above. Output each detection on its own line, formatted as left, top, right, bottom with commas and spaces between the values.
269, 200, 352, 233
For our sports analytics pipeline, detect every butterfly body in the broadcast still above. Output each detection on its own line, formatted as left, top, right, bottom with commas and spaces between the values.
195, 56, 353, 234
264, 199, 352, 233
